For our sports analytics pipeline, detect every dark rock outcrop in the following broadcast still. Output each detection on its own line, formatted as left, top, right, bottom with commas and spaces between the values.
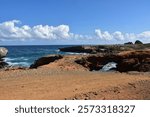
124, 42, 133, 45
117, 51, 150, 72
59, 46, 97, 53
75, 54, 119, 71
30, 54, 63, 68
75, 55, 105, 71
0, 61, 8, 69
75, 50, 150, 72
60, 45, 126, 54
117, 58, 139, 72
135, 40, 143, 44
59, 45, 144, 54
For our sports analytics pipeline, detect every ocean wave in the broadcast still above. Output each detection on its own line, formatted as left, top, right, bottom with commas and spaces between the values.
3, 57, 16, 61
101, 62, 117, 71
4, 57, 29, 61
4, 57, 30, 67
20, 57, 29, 61
66, 52, 88, 55
55, 49, 60, 52
6, 61, 30, 67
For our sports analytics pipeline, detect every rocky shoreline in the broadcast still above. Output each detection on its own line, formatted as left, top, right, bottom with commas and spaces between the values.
59, 41, 149, 54
0, 43, 150, 100
75, 50, 150, 72
28, 50, 150, 72
1, 42, 150, 73
29, 42, 150, 72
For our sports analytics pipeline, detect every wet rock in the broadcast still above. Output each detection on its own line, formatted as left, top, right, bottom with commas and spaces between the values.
0, 61, 8, 69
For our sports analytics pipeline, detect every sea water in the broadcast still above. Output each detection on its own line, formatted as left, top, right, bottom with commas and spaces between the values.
1, 45, 81, 67
100, 62, 117, 71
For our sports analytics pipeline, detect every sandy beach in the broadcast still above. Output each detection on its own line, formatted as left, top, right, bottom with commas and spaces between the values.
0, 45, 150, 100
0, 65, 150, 100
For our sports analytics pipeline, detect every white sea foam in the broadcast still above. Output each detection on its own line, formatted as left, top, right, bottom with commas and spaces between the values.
3, 57, 16, 61
4, 57, 30, 67
55, 49, 60, 52
66, 52, 88, 55
7, 61, 30, 67
4, 57, 29, 61
101, 62, 117, 71
20, 57, 29, 61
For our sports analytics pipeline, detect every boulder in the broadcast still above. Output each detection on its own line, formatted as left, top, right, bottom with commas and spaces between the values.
135, 40, 143, 44
0, 47, 8, 58
30, 54, 63, 68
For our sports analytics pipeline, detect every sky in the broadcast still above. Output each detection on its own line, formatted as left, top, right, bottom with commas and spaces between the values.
0, 0, 150, 45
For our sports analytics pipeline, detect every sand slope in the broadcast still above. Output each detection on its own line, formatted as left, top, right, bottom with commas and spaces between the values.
0, 67, 150, 100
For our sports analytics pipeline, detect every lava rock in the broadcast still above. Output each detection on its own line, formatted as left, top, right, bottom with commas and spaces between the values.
135, 40, 143, 44
117, 58, 139, 72
124, 42, 133, 45
30, 54, 63, 68
75, 50, 150, 72
59, 46, 95, 53
0, 61, 8, 69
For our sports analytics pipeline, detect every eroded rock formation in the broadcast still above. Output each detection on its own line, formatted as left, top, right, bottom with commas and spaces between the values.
30, 54, 63, 68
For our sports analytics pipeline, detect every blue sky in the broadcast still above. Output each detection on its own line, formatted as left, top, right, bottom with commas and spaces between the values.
0, 0, 150, 45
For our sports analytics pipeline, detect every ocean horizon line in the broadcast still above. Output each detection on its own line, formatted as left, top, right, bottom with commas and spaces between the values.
0, 43, 135, 46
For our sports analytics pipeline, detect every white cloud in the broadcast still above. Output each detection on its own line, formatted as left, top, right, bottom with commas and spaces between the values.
0, 20, 71, 40
113, 31, 124, 40
95, 29, 112, 40
95, 29, 150, 42
125, 33, 136, 40
95, 29, 125, 41
95, 29, 103, 39
0, 20, 150, 43
137, 31, 150, 39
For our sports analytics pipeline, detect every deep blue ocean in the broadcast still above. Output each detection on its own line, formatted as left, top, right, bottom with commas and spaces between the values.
2, 45, 80, 67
